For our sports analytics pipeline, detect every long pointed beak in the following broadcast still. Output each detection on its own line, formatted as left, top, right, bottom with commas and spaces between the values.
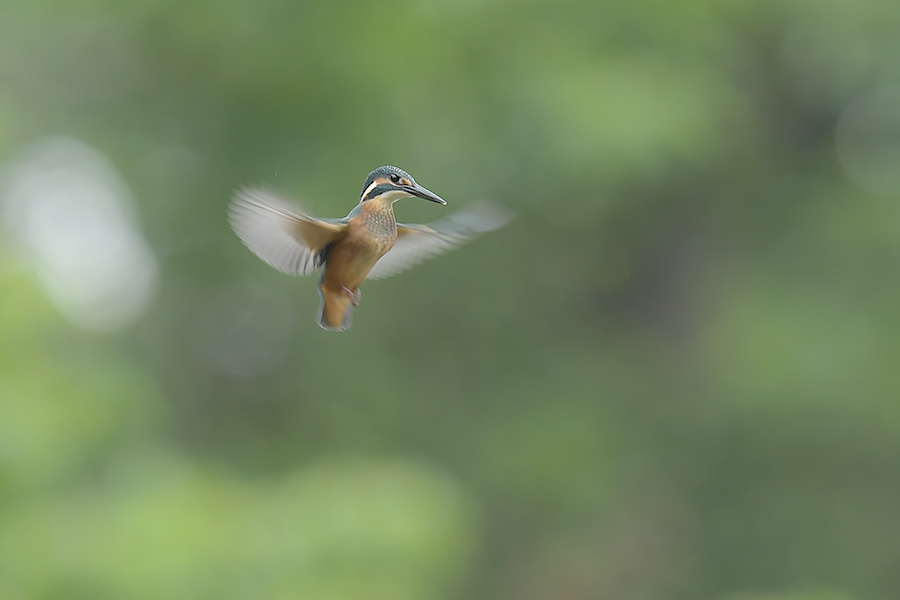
404, 182, 447, 205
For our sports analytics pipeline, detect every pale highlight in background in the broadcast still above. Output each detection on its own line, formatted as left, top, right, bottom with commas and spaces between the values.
0, 136, 158, 332
836, 85, 900, 196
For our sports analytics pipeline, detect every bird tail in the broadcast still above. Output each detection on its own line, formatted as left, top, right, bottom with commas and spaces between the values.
318, 286, 353, 331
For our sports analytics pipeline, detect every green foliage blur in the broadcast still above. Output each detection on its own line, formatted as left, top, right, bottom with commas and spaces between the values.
1, 1, 900, 599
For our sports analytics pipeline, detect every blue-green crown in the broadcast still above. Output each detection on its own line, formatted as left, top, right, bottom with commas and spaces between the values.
360, 165, 413, 199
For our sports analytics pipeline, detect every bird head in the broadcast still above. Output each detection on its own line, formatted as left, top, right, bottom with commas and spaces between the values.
359, 166, 446, 205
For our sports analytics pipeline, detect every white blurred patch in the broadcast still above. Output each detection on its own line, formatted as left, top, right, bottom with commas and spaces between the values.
836, 85, 900, 196
199, 281, 297, 378
0, 137, 158, 331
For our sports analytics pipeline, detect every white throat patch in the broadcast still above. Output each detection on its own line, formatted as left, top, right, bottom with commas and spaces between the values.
378, 189, 409, 203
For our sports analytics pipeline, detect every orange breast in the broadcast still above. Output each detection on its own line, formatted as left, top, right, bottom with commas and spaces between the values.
322, 218, 394, 290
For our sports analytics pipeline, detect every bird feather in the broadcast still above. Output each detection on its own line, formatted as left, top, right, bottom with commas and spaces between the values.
366, 203, 513, 280
228, 187, 347, 276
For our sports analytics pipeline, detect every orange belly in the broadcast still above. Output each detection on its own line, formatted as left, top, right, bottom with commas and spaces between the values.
317, 205, 396, 330
322, 233, 392, 290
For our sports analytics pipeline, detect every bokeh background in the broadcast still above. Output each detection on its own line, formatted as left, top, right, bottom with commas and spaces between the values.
1, 1, 900, 599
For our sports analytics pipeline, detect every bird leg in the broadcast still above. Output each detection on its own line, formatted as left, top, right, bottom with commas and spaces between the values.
341, 286, 361, 307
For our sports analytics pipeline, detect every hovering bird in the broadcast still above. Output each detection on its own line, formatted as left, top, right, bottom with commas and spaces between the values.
228, 165, 510, 331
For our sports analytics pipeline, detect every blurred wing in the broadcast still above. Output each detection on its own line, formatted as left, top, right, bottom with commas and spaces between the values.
366, 203, 513, 280
228, 187, 347, 275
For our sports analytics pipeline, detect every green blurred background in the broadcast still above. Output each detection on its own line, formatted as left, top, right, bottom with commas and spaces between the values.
1, 1, 899, 599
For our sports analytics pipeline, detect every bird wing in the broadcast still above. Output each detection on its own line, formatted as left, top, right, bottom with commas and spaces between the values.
366, 203, 513, 280
228, 187, 348, 275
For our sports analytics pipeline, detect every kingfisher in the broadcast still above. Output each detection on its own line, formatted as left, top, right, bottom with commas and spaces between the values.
229, 165, 510, 331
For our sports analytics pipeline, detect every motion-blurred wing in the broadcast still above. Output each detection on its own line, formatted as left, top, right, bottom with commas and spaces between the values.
366, 203, 513, 280
229, 187, 347, 275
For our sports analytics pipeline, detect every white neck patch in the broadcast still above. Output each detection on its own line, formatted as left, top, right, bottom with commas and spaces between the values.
360, 180, 379, 201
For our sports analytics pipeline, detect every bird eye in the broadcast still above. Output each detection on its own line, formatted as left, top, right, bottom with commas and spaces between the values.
390, 174, 401, 183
